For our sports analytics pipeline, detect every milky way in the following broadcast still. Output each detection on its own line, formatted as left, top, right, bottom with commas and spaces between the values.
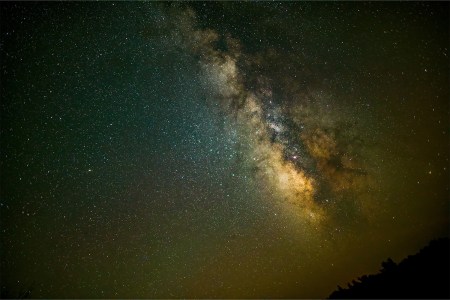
180, 7, 377, 227
1, 2, 448, 298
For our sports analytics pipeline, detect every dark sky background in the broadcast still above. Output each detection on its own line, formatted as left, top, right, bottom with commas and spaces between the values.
0, 2, 448, 298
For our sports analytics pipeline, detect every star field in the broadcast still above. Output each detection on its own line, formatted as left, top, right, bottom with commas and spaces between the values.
0, 2, 448, 298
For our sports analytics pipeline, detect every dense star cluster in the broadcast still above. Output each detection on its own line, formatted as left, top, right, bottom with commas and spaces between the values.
1, 2, 448, 298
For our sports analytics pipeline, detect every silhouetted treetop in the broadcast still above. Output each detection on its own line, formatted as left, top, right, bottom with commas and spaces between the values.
329, 237, 450, 299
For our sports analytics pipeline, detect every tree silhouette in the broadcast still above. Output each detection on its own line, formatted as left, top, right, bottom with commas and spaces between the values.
329, 238, 450, 299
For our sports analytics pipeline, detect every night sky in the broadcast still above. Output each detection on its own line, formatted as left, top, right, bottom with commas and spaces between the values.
0, 2, 449, 298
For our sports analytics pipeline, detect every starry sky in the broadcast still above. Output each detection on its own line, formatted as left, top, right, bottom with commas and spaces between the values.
0, 2, 448, 298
